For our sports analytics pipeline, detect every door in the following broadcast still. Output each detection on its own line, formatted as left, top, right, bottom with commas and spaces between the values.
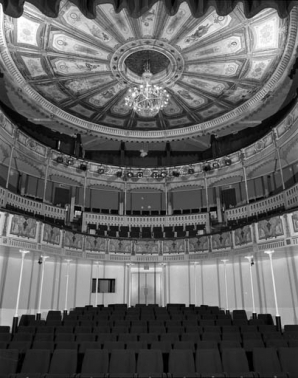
131, 271, 161, 306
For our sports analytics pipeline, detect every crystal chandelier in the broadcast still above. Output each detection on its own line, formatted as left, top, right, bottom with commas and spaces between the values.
125, 61, 169, 117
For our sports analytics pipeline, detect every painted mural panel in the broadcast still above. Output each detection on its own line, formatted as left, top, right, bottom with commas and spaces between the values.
64, 231, 83, 249
186, 61, 242, 77
85, 236, 106, 251
290, 211, 298, 234
102, 116, 126, 127
10, 215, 37, 239
134, 240, 159, 254
171, 84, 206, 108
160, 3, 191, 41
109, 239, 131, 253
61, 5, 118, 48
211, 232, 232, 250
88, 83, 126, 108
198, 105, 225, 119
176, 12, 232, 49
163, 239, 185, 254
21, 56, 46, 77
181, 76, 227, 96
35, 84, 68, 103
139, 3, 159, 38
17, 17, 40, 46
64, 76, 113, 95
189, 236, 209, 252
251, 14, 279, 51
49, 32, 109, 59
100, 4, 135, 41
167, 117, 191, 127
162, 99, 183, 116
111, 98, 131, 116
42, 224, 61, 245
234, 225, 252, 247
185, 35, 245, 60
51, 59, 108, 75
244, 58, 274, 80
257, 216, 284, 240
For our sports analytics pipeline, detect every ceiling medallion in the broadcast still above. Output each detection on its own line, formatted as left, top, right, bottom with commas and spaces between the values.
125, 61, 170, 117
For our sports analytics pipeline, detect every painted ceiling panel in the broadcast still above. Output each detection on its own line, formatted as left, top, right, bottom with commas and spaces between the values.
0, 1, 295, 142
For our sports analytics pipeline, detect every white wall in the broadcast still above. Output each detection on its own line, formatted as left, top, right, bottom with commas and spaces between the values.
0, 246, 297, 327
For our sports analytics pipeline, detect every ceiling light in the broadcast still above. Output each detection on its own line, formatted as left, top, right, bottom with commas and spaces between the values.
172, 171, 180, 177
213, 162, 220, 169
160, 171, 167, 178
188, 168, 194, 174
151, 170, 159, 178
56, 156, 63, 164
225, 158, 232, 166
126, 171, 134, 178
98, 168, 105, 174
137, 171, 143, 178
116, 171, 122, 177
79, 164, 87, 171
125, 61, 169, 117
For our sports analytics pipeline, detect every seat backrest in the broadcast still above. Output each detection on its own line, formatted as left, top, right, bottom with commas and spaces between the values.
222, 348, 250, 374
137, 349, 163, 375
81, 349, 109, 374
253, 347, 283, 375
48, 349, 77, 374
21, 349, 51, 373
196, 348, 223, 375
168, 349, 196, 377
109, 349, 136, 375
0, 349, 19, 374
278, 347, 298, 376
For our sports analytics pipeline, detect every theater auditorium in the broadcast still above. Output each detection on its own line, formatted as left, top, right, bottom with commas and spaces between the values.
0, 0, 298, 376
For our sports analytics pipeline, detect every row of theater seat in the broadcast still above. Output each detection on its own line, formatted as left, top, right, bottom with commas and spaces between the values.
1, 347, 298, 377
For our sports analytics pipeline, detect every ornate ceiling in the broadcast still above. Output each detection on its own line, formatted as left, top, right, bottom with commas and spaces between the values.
0, 1, 297, 142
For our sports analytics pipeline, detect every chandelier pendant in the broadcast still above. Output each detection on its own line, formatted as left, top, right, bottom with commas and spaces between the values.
125, 61, 170, 117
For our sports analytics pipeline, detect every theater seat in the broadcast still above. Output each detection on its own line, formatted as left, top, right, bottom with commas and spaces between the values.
278, 347, 298, 378
137, 349, 163, 377
168, 349, 196, 378
80, 349, 109, 378
109, 349, 136, 377
222, 348, 255, 377
45, 349, 77, 377
0, 349, 19, 377
252, 347, 287, 378
196, 348, 225, 377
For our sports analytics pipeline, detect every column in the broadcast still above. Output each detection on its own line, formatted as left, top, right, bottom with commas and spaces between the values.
194, 262, 197, 306
94, 261, 100, 307
64, 259, 72, 317
215, 186, 222, 223
12, 250, 30, 333
240, 150, 249, 205
83, 169, 88, 210
273, 130, 285, 190
264, 250, 281, 331
127, 264, 131, 307
36, 255, 49, 320
221, 259, 229, 314
42, 148, 51, 203
245, 255, 257, 318
6, 142, 15, 189
204, 173, 209, 212
124, 182, 127, 215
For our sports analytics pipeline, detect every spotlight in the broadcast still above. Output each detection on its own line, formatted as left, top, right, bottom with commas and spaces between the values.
137, 171, 143, 178
65, 159, 74, 166
213, 162, 220, 169
225, 158, 232, 166
160, 170, 167, 178
188, 168, 194, 174
38, 256, 42, 265
116, 171, 122, 178
203, 165, 211, 172
126, 171, 134, 178
80, 164, 87, 171
56, 156, 63, 164
97, 168, 105, 174
151, 171, 159, 178
172, 171, 180, 177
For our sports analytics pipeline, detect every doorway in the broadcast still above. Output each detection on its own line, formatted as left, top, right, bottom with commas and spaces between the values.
130, 268, 162, 306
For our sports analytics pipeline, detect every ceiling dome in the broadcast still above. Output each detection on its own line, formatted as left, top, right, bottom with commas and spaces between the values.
0, 1, 297, 142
